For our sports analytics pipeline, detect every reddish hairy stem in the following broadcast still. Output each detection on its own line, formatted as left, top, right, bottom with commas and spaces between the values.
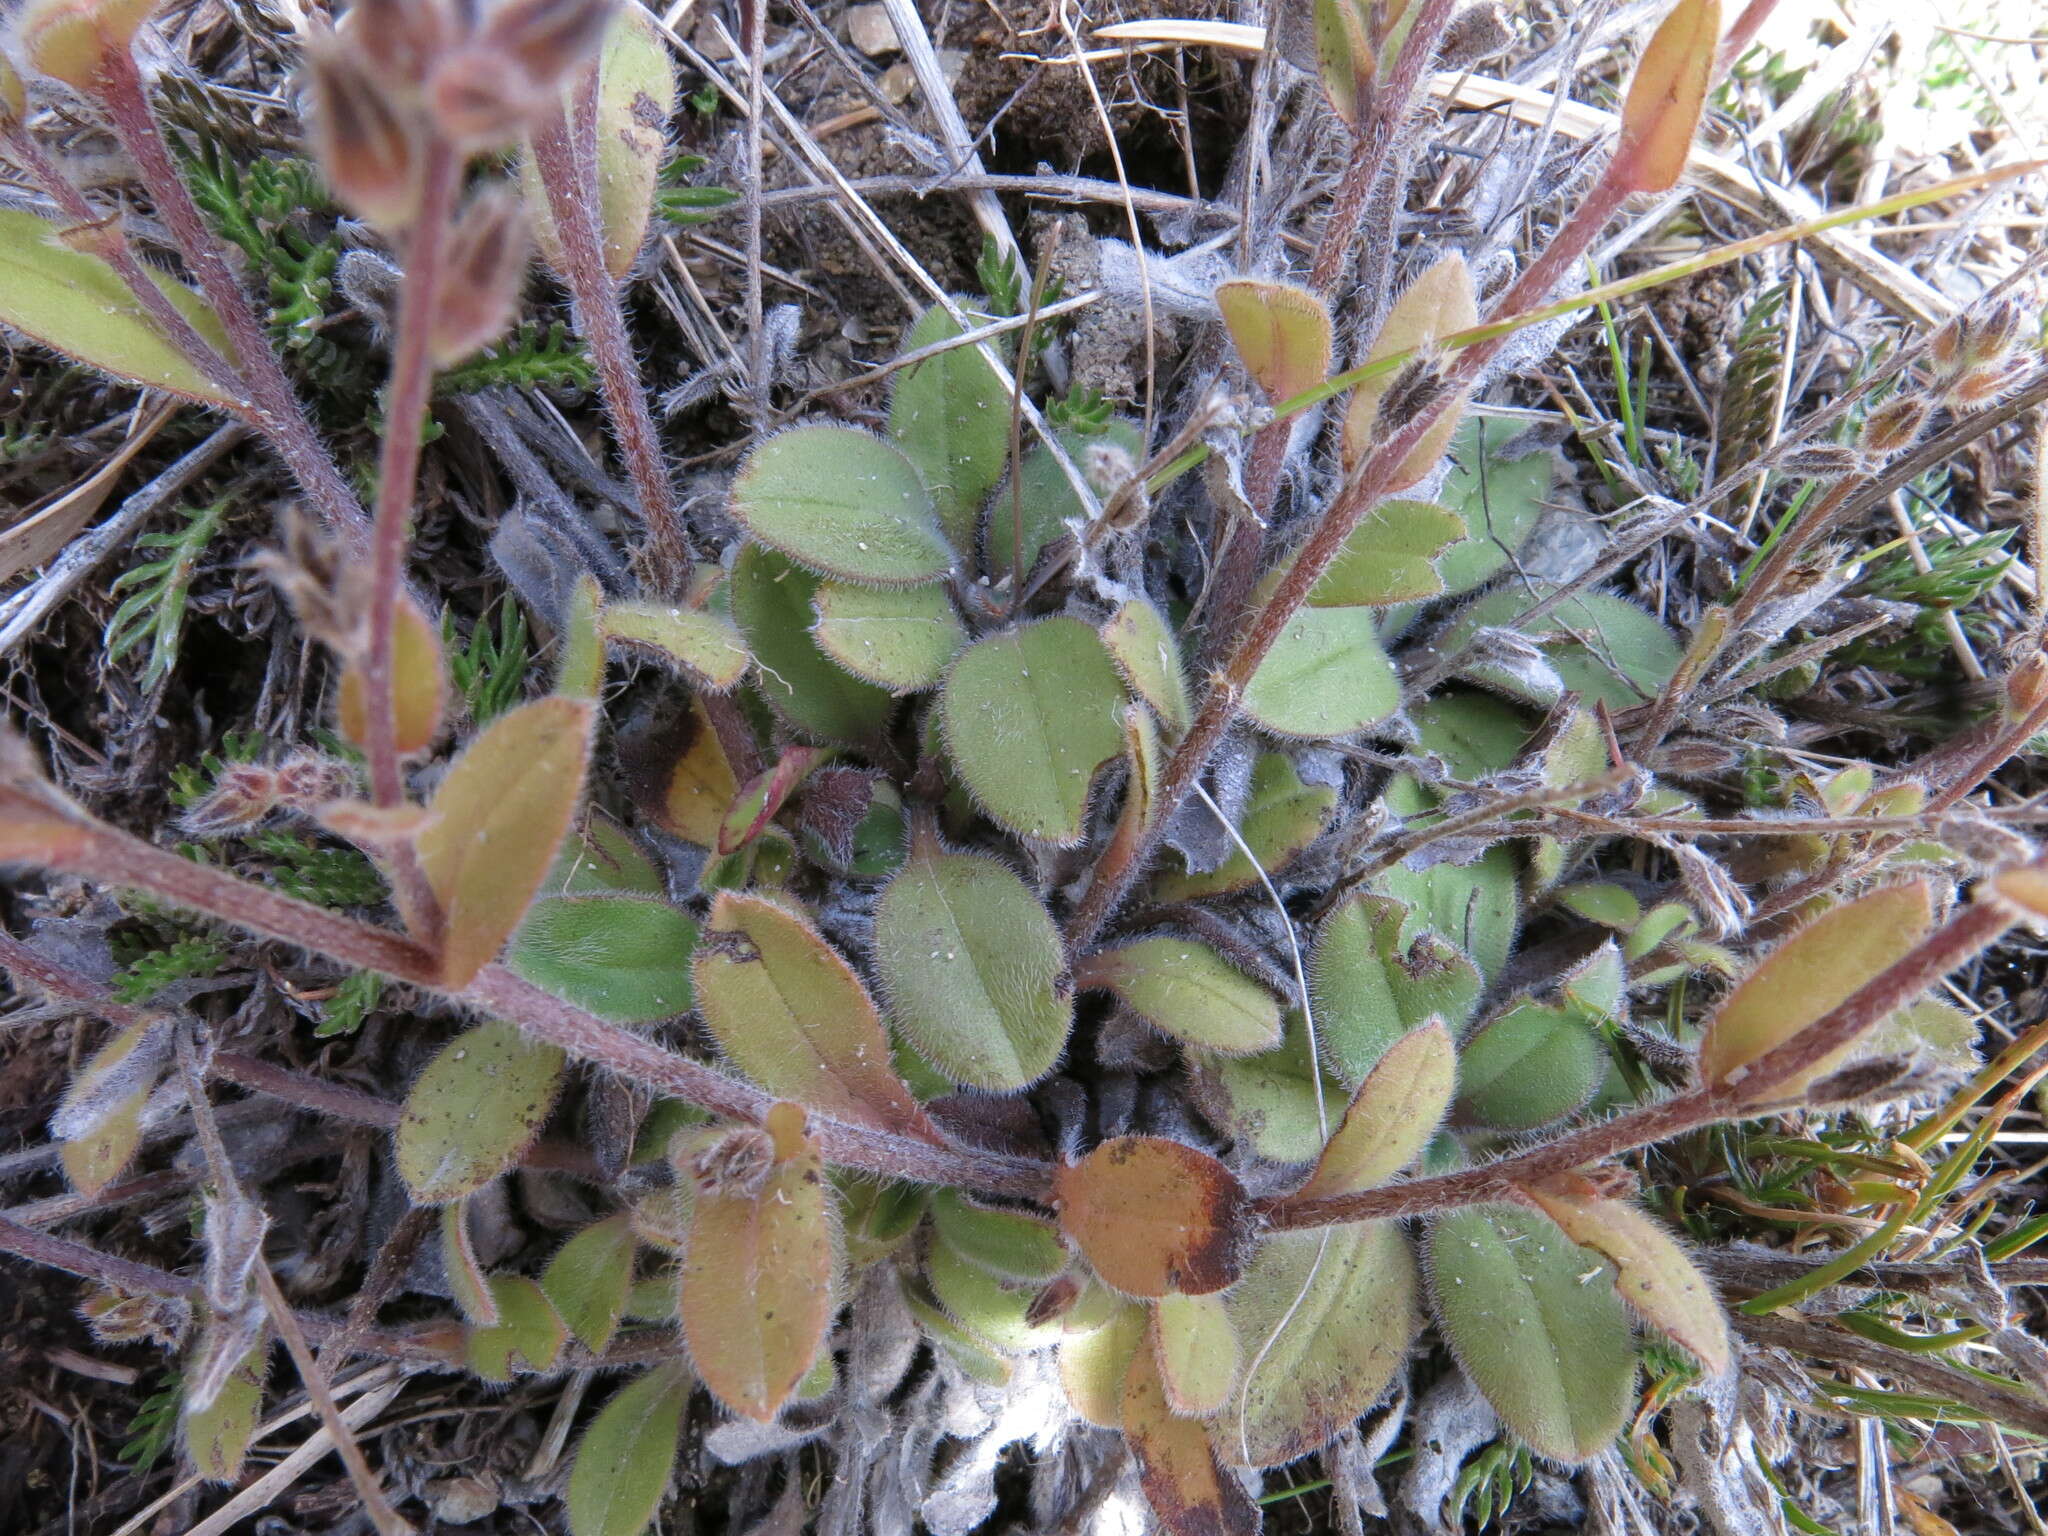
1070, 175, 1634, 948
1, 124, 249, 406
363, 143, 462, 809
532, 79, 693, 595
1266, 875, 2023, 1230
95, 50, 372, 549
36, 814, 1053, 1200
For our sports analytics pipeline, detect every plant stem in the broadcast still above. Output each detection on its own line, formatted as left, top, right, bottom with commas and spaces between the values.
1265, 874, 2023, 1230
1, 124, 250, 407
363, 143, 461, 809
1071, 173, 1634, 948
95, 49, 372, 549
532, 78, 693, 594
29, 808, 1055, 1200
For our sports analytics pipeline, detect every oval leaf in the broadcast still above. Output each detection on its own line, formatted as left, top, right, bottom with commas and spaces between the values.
1426, 1204, 1636, 1463
872, 832, 1072, 1091
1054, 1137, 1249, 1298
1432, 419, 1558, 596
1224, 1221, 1419, 1467
1698, 880, 1934, 1091
681, 1111, 834, 1421
599, 600, 750, 690
941, 617, 1128, 844
1617, 0, 1718, 193
1523, 1185, 1729, 1375
1455, 1001, 1605, 1132
1075, 937, 1283, 1056
732, 425, 953, 586
1242, 603, 1399, 738
182, 1334, 267, 1484
694, 891, 932, 1137
931, 1189, 1068, 1283
888, 303, 1011, 547
542, 1212, 637, 1355
1121, 1333, 1261, 1536
1299, 1019, 1455, 1198
1216, 279, 1332, 404
1153, 1291, 1239, 1418
811, 578, 966, 693
395, 1019, 567, 1203
730, 544, 895, 744
416, 695, 594, 987
509, 895, 697, 1023
338, 593, 446, 757
1310, 893, 1482, 1083
566, 1362, 691, 1536
1308, 498, 1466, 608
1102, 597, 1193, 735
927, 1239, 1062, 1353
1059, 1298, 1147, 1428
0, 208, 241, 405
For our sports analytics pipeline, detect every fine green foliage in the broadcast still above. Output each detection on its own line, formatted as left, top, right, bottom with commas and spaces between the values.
104, 498, 227, 690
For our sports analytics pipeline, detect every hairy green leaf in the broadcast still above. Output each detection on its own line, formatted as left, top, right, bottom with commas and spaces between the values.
1075, 937, 1283, 1055
811, 578, 966, 693
1242, 603, 1399, 738
694, 891, 933, 1137
566, 1362, 691, 1536
542, 1212, 637, 1356
872, 831, 1072, 1091
1300, 1020, 1456, 1197
0, 208, 241, 405
1311, 894, 1482, 1083
1426, 1204, 1635, 1463
941, 617, 1127, 844
1102, 597, 1193, 735
732, 425, 953, 586
1225, 1221, 1419, 1467
730, 544, 895, 744
889, 303, 1010, 547
395, 1019, 567, 1203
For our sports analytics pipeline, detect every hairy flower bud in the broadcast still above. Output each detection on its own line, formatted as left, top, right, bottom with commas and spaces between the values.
1963, 298, 2027, 369
1857, 394, 1929, 457
340, 0, 457, 87
1927, 314, 1967, 375
429, 184, 532, 365
427, 41, 547, 148
1777, 444, 1865, 480
1944, 357, 2030, 412
14, 0, 157, 93
481, 0, 617, 94
303, 31, 425, 229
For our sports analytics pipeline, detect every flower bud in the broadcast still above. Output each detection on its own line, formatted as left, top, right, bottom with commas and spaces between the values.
1857, 394, 1929, 457
1945, 357, 2030, 412
427, 41, 546, 148
1777, 444, 1865, 480
15, 0, 157, 94
303, 31, 425, 228
1963, 298, 2027, 368
429, 184, 532, 365
1927, 315, 1967, 375
480, 0, 616, 95
339, 0, 456, 88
